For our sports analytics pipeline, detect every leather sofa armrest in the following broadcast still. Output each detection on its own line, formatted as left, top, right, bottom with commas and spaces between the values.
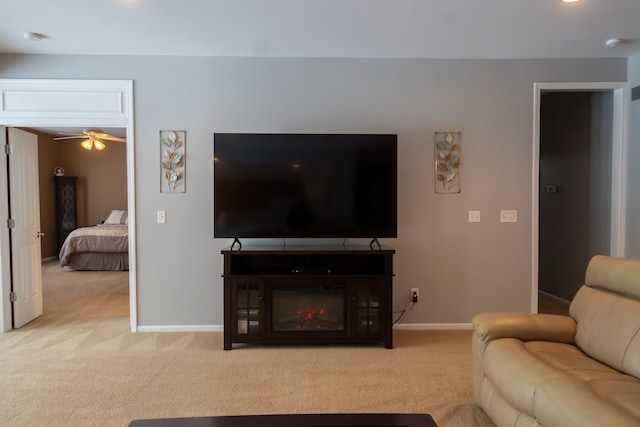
472, 312, 576, 345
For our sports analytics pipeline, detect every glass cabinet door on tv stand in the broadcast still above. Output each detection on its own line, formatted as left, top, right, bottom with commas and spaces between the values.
231, 278, 264, 341
352, 279, 384, 339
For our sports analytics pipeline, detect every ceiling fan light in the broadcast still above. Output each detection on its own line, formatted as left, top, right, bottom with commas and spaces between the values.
94, 140, 106, 150
81, 140, 93, 150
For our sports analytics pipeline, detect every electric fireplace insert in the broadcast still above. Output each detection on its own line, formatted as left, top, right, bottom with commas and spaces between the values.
272, 284, 345, 332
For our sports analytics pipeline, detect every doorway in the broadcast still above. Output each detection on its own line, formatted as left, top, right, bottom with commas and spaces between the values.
539, 91, 613, 305
38, 126, 129, 329
532, 82, 629, 313
0, 79, 137, 332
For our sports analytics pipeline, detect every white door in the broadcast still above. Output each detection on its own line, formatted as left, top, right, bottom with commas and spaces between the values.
7, 128, 43, 328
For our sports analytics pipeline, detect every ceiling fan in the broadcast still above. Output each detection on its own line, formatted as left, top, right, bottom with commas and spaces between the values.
53, 127, 126, 151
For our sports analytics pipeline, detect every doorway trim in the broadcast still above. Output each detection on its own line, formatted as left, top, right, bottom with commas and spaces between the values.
532, 82, 629, 312
0, 79, 137, 332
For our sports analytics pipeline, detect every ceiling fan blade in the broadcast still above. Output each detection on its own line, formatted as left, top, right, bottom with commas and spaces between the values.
53, 135, 87, 141
56, 131, 86, 136
100, 135, 127, 142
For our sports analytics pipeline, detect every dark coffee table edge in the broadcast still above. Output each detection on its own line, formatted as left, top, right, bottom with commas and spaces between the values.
128, 413, 437, 427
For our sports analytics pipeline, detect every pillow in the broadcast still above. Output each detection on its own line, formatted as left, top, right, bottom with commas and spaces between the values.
104, 210, 128, 225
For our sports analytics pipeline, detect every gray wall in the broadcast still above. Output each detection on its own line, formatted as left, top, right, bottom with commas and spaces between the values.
0, 54, 628, 327
627, 53, 640, 259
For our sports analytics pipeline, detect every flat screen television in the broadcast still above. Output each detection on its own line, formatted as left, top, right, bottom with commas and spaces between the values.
214, 133, 397, 239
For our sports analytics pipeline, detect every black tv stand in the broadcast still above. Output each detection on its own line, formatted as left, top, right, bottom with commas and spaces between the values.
221, 244, 395, 350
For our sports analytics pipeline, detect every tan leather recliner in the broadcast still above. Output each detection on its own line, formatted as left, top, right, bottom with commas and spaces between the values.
471, 255, 640, 427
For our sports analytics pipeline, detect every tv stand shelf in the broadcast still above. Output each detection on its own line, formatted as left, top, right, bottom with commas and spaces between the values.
222, 245, 395, 350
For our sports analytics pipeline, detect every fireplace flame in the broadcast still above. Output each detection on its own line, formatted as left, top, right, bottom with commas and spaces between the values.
277, 306, 341, 331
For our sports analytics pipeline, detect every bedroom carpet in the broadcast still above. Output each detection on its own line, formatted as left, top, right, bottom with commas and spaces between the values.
0, 261, 495, 427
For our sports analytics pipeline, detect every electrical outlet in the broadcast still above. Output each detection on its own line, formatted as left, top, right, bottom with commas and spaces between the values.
411, 288, 419, 303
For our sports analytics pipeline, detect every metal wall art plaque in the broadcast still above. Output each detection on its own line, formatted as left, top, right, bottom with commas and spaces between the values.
434, 132, 461, 194
160, 130, 186, 193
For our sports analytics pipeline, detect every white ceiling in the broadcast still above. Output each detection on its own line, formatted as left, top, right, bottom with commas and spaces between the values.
1, 0, 640, 59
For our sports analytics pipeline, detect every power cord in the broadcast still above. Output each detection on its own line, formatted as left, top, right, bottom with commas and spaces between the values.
392, 300, 415, 325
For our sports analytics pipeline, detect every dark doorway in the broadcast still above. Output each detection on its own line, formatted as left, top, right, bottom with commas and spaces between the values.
538, 91, 613, 306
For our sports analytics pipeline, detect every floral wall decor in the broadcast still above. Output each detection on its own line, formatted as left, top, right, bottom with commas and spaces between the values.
160, 130, 186, 193
434, 131, 461, 194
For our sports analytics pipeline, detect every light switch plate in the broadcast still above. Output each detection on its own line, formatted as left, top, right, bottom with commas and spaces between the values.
468, 210, 481, 222
157, 210, 166, 224
500, 210, 517, 223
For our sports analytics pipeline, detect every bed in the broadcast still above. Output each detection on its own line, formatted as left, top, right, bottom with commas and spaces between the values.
59, 210, 129, 271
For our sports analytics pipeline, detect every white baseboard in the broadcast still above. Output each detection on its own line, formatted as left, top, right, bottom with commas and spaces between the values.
394, 323, 473, 330
539, 290, 571, 306
136, 324, 471, 332
137, 325, 224, 333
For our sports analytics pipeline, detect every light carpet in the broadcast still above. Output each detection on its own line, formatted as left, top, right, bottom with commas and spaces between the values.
0, 261, 495, 427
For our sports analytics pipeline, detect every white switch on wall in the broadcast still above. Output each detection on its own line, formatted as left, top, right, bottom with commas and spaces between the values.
468, 210, 481, 222
157, 210, 166, 224
500, 210, 518, 223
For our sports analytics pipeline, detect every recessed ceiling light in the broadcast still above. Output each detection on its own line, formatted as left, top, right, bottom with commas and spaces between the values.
561, 0, 580, 3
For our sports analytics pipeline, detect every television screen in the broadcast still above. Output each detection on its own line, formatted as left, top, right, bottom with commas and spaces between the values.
214, 133, 397, 239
